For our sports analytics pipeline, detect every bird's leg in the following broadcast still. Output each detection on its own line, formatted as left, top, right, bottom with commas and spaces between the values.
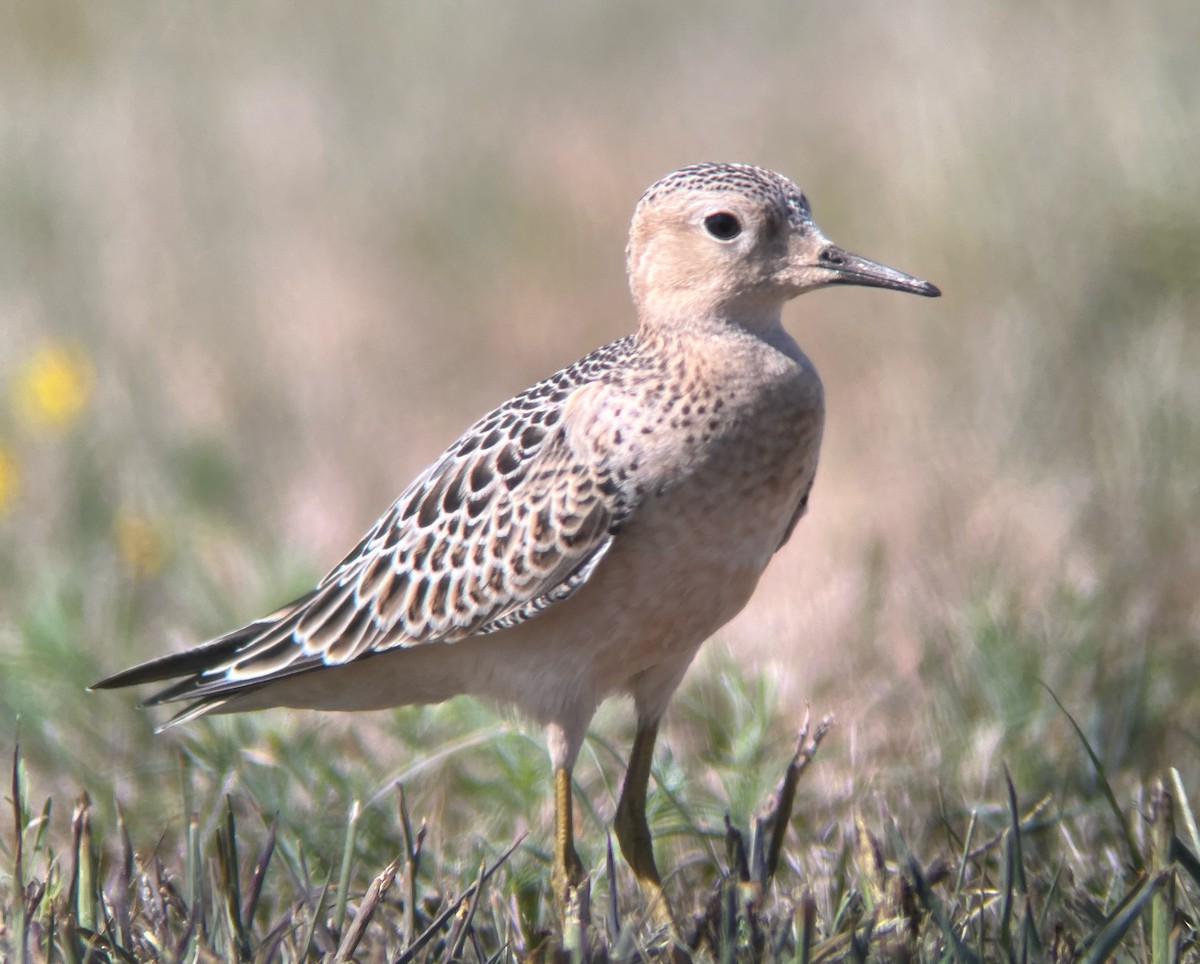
552, 765, 588, 913
614, 715, 673, 928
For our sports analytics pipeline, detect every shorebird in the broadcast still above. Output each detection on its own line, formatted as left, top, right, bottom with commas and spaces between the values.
94, 162, 939, 920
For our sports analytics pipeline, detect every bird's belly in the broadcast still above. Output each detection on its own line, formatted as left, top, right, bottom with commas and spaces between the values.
590, 474, 804, 677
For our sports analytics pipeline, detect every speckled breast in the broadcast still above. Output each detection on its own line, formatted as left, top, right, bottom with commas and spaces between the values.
586, 325, 826, 663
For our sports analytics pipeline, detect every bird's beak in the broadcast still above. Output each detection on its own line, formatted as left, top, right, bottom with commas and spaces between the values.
818, 244, 941, 297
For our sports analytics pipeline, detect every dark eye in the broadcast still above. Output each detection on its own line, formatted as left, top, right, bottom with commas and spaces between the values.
704, 211, 742, 241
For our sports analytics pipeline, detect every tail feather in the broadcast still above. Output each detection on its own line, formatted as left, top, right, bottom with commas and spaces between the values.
90, 589, 319, 692
157, 697, 232, 732
143, 653, 326, 707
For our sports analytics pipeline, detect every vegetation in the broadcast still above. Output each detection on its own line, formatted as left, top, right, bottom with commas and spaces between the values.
2, 0, 1197, 959
4, 669, 1200, 960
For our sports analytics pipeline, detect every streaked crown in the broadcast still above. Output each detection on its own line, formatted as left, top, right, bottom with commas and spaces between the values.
635, 162, 813, 231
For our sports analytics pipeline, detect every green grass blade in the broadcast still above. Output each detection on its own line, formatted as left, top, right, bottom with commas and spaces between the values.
332, 799, 361, 939
30, 795, 52, 861
998, 810, 1014, 955
297, 875, 332, 961
1148, 782, 1175, 964
1043, 683, 1144, 872
1170, 768, 1200, 861
1077, 871, 1169, 964
10, 734, 27, 964
214, 796, 251, 961
1170, 835, 1200, 890
186, 810, 201, 911
604, 833, 621, 946
1004, 768, 1042, 959
241, 813, 277, 929
11, 731, 24, 901
69, 794, 96, 935
951, 809, 978, 910
1003, 768, 1028, 899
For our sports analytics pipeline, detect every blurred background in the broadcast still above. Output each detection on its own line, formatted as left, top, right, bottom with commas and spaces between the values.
1, 0, 1197, 850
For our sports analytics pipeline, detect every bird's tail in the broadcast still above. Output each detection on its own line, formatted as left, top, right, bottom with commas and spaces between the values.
90, 589, 320, 728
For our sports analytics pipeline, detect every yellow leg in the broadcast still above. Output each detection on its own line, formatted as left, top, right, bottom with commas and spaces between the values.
552, 765, 587, 909
614, 717, 673, 928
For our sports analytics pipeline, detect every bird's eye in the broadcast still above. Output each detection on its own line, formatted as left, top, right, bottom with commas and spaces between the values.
703, 211, 742, 241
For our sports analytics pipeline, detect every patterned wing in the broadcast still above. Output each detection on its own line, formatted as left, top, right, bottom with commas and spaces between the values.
125, 338, 640, 704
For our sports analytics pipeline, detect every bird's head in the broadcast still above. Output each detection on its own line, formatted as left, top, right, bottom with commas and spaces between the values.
626, 162, 940, 330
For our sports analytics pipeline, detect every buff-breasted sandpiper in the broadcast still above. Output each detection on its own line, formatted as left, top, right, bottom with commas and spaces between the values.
94, 162, 939, 922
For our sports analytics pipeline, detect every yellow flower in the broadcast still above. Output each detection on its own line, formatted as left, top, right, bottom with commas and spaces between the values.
115, 511, 168, 580
0, 445, 16, 514
12, 342, 94, 430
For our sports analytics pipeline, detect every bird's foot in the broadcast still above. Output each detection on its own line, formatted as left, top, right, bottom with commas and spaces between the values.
623, 869, 678, 944
553, 847, 591, 950
615, 797, 677, 933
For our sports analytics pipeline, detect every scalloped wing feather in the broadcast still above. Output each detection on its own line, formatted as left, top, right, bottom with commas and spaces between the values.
119, 337, 639, 710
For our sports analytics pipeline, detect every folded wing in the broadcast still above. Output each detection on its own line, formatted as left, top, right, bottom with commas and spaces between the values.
92, 338, 639, 718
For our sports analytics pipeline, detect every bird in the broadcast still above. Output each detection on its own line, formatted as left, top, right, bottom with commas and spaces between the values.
93, 162, 939, 921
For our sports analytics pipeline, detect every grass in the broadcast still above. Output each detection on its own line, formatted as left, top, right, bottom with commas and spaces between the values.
4, 677, 1200, 960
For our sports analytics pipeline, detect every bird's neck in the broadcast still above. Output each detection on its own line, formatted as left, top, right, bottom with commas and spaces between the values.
634, 296, 786, 343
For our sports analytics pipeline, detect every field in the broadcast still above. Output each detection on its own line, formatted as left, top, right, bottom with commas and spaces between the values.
2, 1, 1198, 959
